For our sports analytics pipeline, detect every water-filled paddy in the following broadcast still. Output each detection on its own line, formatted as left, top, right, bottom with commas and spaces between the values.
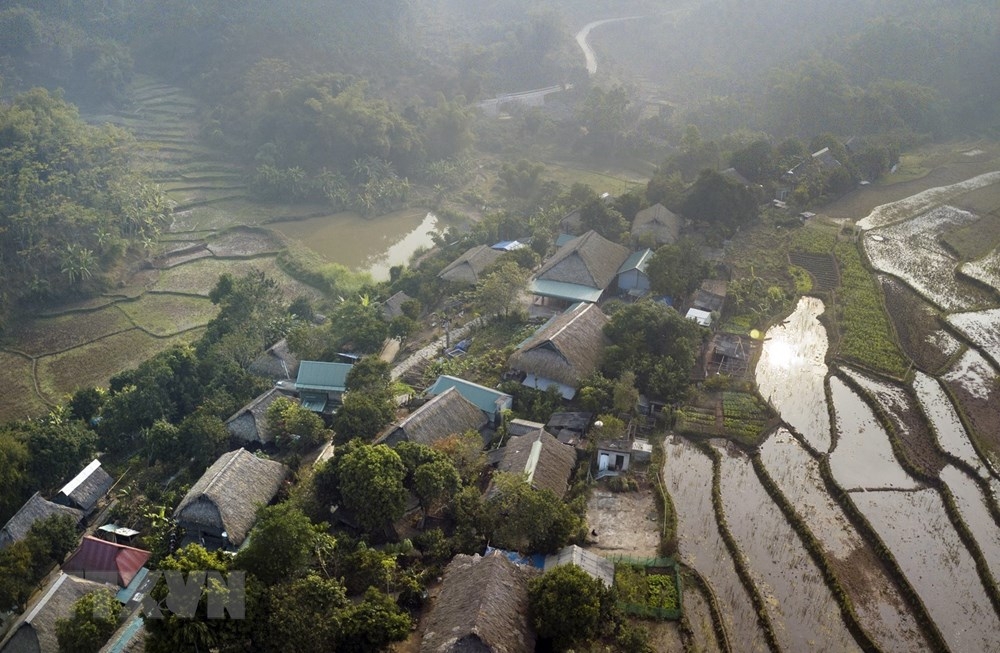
755, 296, 830, 452
940, 465, 1000, 584
913, 371, 990, 478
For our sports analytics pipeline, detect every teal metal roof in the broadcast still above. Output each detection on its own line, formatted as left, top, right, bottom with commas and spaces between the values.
617, 248, 653, 274
426, 375, 512, 417
301, 397, 328, 413
529, 279, 603, 303
295, 361, 352, 392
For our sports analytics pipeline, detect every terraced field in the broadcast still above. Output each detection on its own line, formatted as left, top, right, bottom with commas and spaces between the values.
663, 164, 1000, 652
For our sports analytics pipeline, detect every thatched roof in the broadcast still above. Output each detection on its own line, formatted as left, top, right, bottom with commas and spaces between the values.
55, 460, 114, 515
0, 573, 111, 653
389, 387, 487, 446
63, 536, 150, 588
225, 387, 293, 447
438, 245, 502, 285
534, 231, 630, 291
382, 291, 414, 320
173, 449, 288, 547
632, 203, 681, 245
543, 545, 615, 587
426, 376, 512, 421
508, 303, 608, 387
496, 428, 577, 498
421, 553, 538, 653
249, 338, 300, 381
0, 493, 82, 550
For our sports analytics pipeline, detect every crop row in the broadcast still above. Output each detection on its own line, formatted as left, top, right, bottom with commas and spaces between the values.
833, 242, 910, 378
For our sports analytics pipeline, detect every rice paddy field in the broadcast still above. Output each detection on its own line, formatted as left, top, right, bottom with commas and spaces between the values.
661, 163, 1000, 651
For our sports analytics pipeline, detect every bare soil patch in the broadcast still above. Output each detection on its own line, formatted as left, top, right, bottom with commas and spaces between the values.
879, 276, 954, 374
585, 487, 661, 557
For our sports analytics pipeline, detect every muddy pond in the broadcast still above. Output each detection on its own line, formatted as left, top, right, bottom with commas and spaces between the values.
272, 209, 451, 280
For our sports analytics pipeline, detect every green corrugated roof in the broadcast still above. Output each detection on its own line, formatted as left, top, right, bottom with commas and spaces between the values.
426, 376, 512, 417
295, 361, 352, 392
529, 279, 603, 303
617, 248, 653, 274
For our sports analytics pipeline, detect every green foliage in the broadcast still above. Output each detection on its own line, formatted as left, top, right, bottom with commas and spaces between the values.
0, 540, 34, 610
646, 240, 709, 299
682, 169, 759, 238
0, 87, 167, 322
472, 261, 530, 318
330, 297, 388, 354
329, 442, 407, 534
261, 575, 347, 653
55, 589, 123, 653
730, 139, 777, 182
580, 197, 629, 243
413, 458, 462, 515
614, 565, 679, 612
25, 513, 78, 570
235, 503, 320, 585
266, 397, 329, 452
529, 564, 610, 651
431, 430, 487, 485
484, 473, 582, 553
602, 301, 704, 403
337, 587, 412, 653
833, 242, 909, 377
331, 392, 395, 442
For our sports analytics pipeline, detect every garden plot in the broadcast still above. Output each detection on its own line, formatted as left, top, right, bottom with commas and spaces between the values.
118, 294, 218, 336
946, 308, 1000, 365
9, 308, 134, 357
864, 205, 987, 311
829, 377, 921, 491
36, 329, 202, 402
941, 349, 1000, 470
850, 488, 1000, 653
940, 465, 1000, 584
913, 371, 991, 478
840, 367, 948, 476
755, 296, 830, 452
0, 352, 48, 420
855, 170, 1000, 230
716, 443, 861, 653
962, 247, 1000, 292
663, 437, 769, 653
760, 429, 929, 653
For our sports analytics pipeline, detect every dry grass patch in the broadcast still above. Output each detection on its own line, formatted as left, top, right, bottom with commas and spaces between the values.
0, 352, 49, 420
154, 257, 323, 300
9, 307, 134, 357
118, 294, 218, 336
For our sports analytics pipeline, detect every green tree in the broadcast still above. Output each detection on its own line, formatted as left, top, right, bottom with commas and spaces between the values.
26, 513, 78, 570
612, 371, 640, 416
730, 139, 776, 182
413, 458, 462, 517
681, 169, 758, 237
0, 541, 35, 610
0, 430, 30, 520
235, 503, 320, 585
265, 397, 329, 451
472, 261, 529, 319
580, 197, 628, 243
331, 392, 395, 442
331, 297, 389, 354
261, 575, 347, 653
484, 474, 581, 553
177, 410, 228, 471
529, 564, 609, 651
24, 413, 97, 492
431, 430, 486, 485
645, 240, 708, 299
330, 443, 407, 534
336, 587, 412, 653
55, 589, 123, 653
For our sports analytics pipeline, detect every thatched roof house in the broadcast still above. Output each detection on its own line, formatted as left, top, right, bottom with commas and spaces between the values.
543, 545, 615, 587
54, 460, 114, 516
495, 428, 577, 498
382, 291, 414, 321
508, 302, 609, 399
249, 338, 300, 381
225, 387, 293, 449
0, 573, 111, 653
426, 376, 512, 425
420, 553, 538, 653
0, 493, 82, 550
438, 245, 502, 285
381, 387, 487, 448
173, 448, 288, 549
63, 536, 150, 588
632, 203, 681, 246
530, 231, 630, 304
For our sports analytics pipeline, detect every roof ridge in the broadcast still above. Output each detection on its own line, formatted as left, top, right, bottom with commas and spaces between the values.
200, 449, 247, 496
543, 303, 589, 346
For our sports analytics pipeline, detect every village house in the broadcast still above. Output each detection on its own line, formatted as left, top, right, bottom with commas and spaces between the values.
381, 290, 415, 321
437, 245, 502, 285
0, 573, 112, 653
420, 552, 539, 653
493, 427, 577, 499
54, 460, 114, 517
425, 375, 512, 426
62, 536, 150, 590
295, 360, 353, 413
0, 493, 82, 550
631, 203, 681, 246
381, 387, 489, 447
529, 230, 630, 308
248, 338, 300, 381
616, 247, 653, 297
173, 448, 289, 550
224, 387, 295, 450
508, 302, 609, 399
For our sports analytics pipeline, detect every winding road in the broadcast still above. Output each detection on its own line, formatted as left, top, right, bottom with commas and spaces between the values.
575, 16, 643, 75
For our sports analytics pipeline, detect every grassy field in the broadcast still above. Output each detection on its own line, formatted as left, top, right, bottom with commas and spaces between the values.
36, 328, 203, 404
7, 308, 134, 357
153, 256, 322, 299
0, 352, 49, 419
118, 294, 218, 336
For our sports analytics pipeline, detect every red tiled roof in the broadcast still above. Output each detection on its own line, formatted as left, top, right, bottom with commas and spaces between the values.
63, 536, 151, 587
